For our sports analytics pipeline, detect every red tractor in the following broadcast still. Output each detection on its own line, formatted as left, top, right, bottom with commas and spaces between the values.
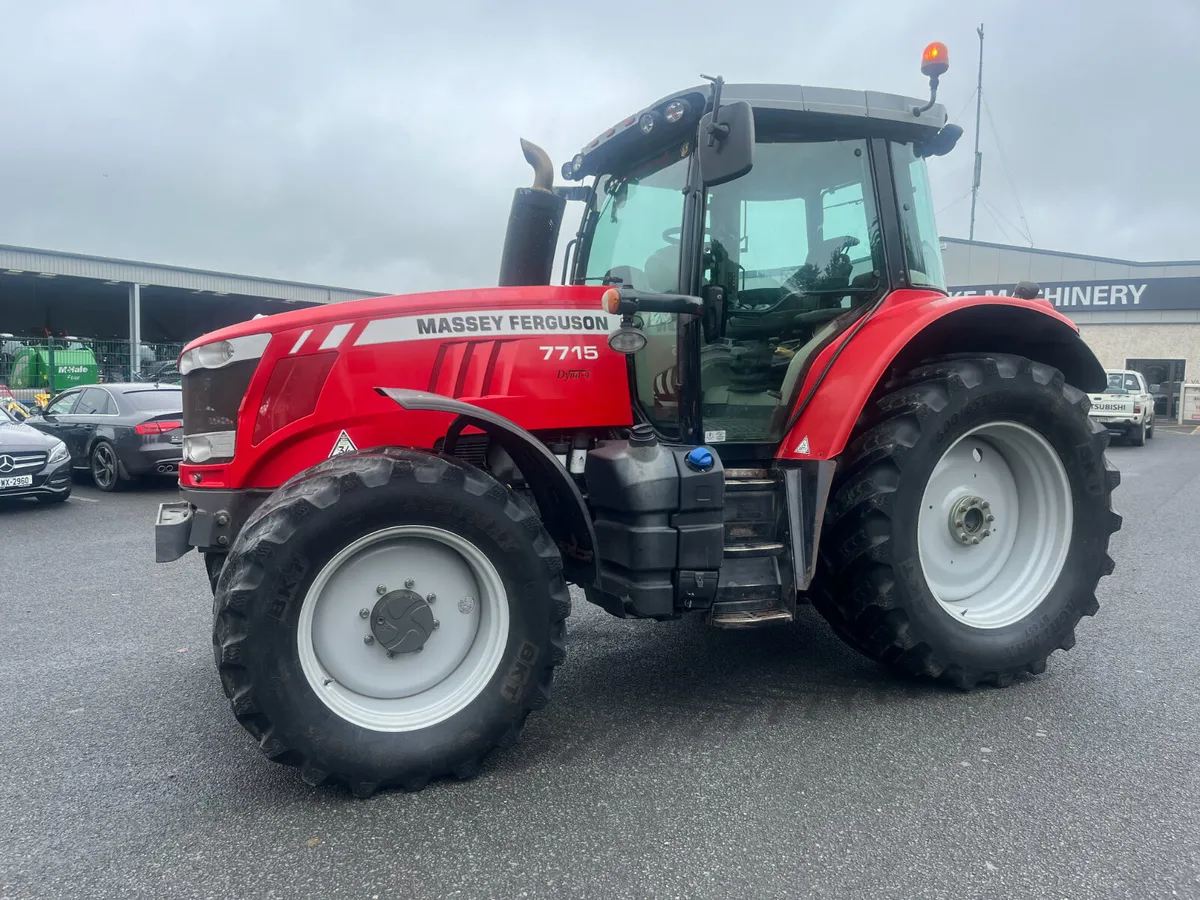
156, 44, 1120, 796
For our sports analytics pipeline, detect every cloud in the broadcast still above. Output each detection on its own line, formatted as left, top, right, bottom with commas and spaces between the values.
0, 0, 1196, 299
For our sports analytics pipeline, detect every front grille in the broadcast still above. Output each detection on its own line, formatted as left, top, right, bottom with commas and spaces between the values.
182, 359, 259, 436
0, 452, 46, 472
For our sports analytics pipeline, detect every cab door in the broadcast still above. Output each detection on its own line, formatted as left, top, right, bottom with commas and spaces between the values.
693, 136, 887, 451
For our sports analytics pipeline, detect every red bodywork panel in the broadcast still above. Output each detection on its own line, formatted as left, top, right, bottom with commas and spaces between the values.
179, 284, 1080, 489
180, 286, 632, 489
776, 289, 1077, 461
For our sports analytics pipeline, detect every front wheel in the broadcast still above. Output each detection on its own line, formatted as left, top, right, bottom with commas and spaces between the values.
212, 448, 570, 796
814, 354, 1121, 689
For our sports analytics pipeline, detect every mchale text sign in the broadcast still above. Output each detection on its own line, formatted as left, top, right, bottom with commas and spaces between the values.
947, 278, 1200, 312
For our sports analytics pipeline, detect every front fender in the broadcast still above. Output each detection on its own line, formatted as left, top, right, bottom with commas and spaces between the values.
778, 291, 1106, 461
376, 387, 598, 586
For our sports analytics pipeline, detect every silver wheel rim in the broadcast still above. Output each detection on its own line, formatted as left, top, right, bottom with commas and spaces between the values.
297, 525, 509, 732
916, 421, 1073, 629
93, 445, 115, 487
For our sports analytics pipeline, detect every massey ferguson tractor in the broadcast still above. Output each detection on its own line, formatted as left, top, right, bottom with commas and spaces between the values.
155, 43, 1121, 797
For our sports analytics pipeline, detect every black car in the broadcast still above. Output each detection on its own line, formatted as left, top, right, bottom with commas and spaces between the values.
26, 383, 184, 491
0, 402, 73, 503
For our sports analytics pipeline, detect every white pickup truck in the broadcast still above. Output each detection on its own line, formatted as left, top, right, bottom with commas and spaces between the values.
1089, 369, 1155, 445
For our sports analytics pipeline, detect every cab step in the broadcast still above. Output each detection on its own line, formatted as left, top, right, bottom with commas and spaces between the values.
708, 595, 794, 628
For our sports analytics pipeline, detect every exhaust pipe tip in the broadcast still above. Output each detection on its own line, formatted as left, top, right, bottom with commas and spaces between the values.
519, 138, 554, 193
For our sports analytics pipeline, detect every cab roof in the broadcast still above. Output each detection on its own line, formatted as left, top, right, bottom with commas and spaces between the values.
568, 81, 948, 181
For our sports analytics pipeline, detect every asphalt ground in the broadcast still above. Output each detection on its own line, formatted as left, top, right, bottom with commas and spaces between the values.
1, 432, 1198, 900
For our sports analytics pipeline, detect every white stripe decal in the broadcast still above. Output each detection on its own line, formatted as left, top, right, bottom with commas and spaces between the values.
319, 323, 352, 350
354, 309, 617, 346
289, 329, 312, 354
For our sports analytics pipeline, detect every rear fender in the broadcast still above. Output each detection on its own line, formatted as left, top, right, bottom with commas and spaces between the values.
376, 388, 598, 587
777, 293, 1107, 461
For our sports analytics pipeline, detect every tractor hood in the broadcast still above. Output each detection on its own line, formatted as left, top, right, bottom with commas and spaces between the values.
181, 285, 611, 354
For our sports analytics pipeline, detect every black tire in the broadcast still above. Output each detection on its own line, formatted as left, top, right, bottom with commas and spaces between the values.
90, 440, 124, 492
212, 447, 570, 797
1146, 417, 1155, 439
1132, 416, 1146, 446
813, 354, 1121, 689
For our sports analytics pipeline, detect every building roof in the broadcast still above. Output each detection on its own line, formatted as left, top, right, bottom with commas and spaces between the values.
0, 243, 387, 305
939, 236, 1200, 270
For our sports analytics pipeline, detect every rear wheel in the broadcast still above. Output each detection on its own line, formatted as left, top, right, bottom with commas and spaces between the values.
814, 354, 1121, 689
212, 447, 569, 796
90, 441, 124, 492
1132, 416, 1147, 446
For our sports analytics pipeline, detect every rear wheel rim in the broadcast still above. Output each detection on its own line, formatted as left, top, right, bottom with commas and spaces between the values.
93, 445, 115, 488
916, 421, 1073, 630
297, 525, 510, 732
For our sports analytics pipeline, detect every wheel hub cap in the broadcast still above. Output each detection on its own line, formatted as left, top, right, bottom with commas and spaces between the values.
371, 589, 435, 654
948, 495, 994, 545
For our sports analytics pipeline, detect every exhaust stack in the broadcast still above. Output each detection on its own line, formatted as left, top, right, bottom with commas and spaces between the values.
497, 139, 566, 287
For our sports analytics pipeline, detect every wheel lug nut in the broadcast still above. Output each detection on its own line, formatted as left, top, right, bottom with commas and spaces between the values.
427, 593, 436, 603
986, 514, 995, 522
359, 608, 369, 619
364, 635, 374, 645
981, 501, 990, 509
433, 619, 440, 629
405, 578, 415, 589
971, 537, 980, 544
956, 520, 965, 528
387, 650, 396, 659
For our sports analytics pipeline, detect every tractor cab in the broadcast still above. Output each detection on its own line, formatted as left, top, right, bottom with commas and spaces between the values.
542, 52, 963, 454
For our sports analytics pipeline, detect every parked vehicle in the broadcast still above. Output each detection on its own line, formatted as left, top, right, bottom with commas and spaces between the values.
0, 403, 72, 503
4, 339, 99, 393
155, 45, 1121, 796
26, 383, 183, 491
1089, 369, 1155, 445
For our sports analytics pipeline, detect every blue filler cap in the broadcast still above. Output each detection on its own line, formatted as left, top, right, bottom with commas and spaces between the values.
685, 447, 714, 472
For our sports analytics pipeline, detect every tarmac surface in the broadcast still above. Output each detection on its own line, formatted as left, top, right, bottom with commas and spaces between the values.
1, 432, 1198, 899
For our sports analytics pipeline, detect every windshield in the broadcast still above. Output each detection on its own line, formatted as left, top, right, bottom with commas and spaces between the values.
579, 143, 691, 293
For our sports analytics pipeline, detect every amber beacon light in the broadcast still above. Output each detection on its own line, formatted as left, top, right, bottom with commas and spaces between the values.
921, 42, 949, 77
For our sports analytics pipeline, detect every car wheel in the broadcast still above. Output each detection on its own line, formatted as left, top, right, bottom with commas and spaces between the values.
90, 440, 124, 491
1132, 416, 1147, 446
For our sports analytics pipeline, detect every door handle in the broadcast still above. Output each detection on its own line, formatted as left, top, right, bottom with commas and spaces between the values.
83, 424, 96, 430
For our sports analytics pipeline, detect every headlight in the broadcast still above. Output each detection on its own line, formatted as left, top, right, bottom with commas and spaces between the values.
183, 432, 236, 463
47, 440, 69, 463
179, 333, 272, 375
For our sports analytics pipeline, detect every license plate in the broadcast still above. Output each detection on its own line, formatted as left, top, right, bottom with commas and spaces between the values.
0, 475, 33, 489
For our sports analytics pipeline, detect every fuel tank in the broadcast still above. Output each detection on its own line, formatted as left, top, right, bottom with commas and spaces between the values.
177, 285, 635, 489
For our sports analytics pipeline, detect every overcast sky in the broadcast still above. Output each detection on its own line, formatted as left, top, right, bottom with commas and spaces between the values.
1, 0, 1197, 294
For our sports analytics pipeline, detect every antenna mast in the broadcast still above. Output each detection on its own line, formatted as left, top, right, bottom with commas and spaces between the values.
968, 23, 984, 241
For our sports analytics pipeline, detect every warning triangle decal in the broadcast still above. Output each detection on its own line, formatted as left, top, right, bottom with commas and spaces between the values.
329, 429, 358, 457
795, 436, 810, 455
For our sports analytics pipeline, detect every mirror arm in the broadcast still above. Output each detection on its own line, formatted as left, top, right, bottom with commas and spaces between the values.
614, 285, 703, 317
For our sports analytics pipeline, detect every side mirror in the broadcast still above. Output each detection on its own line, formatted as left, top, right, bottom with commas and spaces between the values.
698, 100, 755, 188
